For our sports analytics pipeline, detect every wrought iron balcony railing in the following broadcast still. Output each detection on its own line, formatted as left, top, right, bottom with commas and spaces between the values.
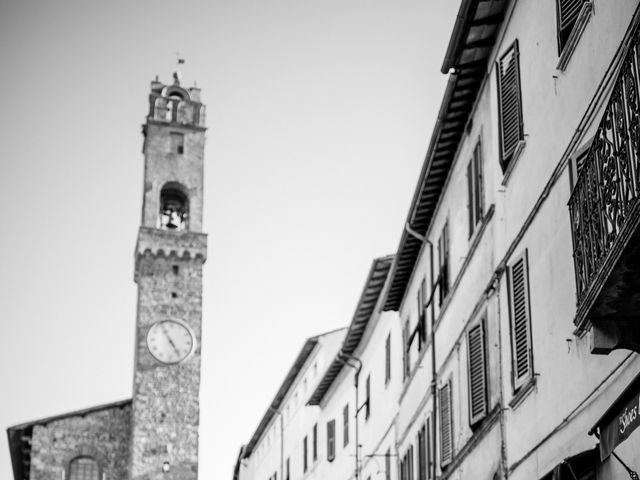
569, 25, 640, 319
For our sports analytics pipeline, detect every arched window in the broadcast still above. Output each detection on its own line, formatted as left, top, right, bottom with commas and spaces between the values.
68, 456, 100, 480
160, 184, 189, 230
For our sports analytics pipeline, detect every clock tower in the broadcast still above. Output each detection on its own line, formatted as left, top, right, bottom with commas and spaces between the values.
131, 73, 207, 480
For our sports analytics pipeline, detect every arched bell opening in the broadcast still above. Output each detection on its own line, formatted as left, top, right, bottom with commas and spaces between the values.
159, 183, 189, 231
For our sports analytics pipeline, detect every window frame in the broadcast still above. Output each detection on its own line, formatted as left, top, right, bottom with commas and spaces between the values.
437, 222, 450, 306
326, 419, 336, 462
313, 423, 318, 462
67, 456, 101, 480
467, 139, 484, 238
439, 379, 454, 468
343, 404, 349, 447
497, 40, 524, 173
385, 332, 391, 385
303, 435, 308, 472
467, 317, 489, 426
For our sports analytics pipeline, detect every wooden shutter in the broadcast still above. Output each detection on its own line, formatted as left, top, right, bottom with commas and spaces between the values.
438, 223, 449, 304
343, 404, 349, 446
426, 417, 432, 480
385, 333, 391, 384
303, 435, 308, 472
313, 423, 318, 461
467, 320, 488, 425
418, 425, 426, 480
497, 41, 524, 171
365, 374, 371, 420
327, 420, 335, 461
557, 0, 587, 51
385, 449, 391, 480
439, 381, 453, 467
508, 251, 533, 390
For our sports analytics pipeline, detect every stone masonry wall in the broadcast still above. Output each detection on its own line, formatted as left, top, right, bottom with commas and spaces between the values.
29, 404, 131, 480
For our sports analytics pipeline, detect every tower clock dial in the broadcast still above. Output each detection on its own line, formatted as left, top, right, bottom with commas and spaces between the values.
146, 320, 195, 364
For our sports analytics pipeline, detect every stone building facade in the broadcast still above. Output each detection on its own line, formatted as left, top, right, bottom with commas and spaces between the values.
7, 74, 208, 480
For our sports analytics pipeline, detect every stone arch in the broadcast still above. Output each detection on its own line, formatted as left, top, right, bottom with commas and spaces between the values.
159, 182, 189, 231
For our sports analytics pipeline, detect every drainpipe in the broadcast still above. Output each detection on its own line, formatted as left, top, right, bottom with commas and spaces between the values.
405, 223, 437, 480
337, 352, 362, 480
267, 406, 284, 480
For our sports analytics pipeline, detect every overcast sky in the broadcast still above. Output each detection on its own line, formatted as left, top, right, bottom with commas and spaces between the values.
0, 0, 459, 478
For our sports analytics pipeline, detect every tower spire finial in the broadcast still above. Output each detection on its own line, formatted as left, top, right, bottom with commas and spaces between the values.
173, 52, 186, 85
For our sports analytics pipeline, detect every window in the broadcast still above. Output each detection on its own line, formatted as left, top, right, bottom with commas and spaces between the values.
68, 457, 99, 480
467, 319, 488, 425
403, 319, 411, 380
285, 457, 290, 480
401, 446, 414, 480
364, 374, 371, 420
437, 223, 450, 305
425, 417, 432, 479
417, 278, 427, 348
385, 448, 391, 480
497, 40, 524, 172
303, 435, 308, 472
417, 425, 426, 480
385, 333, 391, 385
439, 381, 453, 467
159, 183, 189, 230
556, 0, 589, 53
508, 250, 534, 390
327, 419, 336, 461
313, 423, 318, 461
170, 132, 184, 154
343, 404, 349, 447
467, 140, 484, 237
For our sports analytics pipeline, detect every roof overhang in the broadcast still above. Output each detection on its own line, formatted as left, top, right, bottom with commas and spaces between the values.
383, 0, 510, 312
308, 255, 394, 406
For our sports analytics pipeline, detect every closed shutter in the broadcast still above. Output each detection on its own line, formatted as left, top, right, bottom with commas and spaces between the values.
467, 320, 488, 425
438, 223, 450, 304
313, 423, 318, 461
439, 381, 453, 467
508, 251, 533, 390
426, 417, 432, 480
303, 436, 308, 472
343, 404, 349, 447
417, 425, 426, 480
557, 0, 587, 51
385, 449, 391, 480
497, 41, 524, 171
385, 333, 391, 384
327, 420, 336, 461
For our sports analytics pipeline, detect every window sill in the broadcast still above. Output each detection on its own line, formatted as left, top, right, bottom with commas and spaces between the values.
508, 376, 536, 410
557, 2, 594, 72
501, 139, 526, 187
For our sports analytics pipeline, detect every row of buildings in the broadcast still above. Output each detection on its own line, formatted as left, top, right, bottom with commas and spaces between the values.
234, 1, 640, 479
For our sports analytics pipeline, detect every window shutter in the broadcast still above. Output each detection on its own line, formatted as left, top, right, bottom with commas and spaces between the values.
467, 320, 488, 425
343, 404, 349, 447
426, 417, 432, 480
303, 436, 308, 472
439, 381, 453, 467
385, 449, 391, 480
385, 333, 391, 384
557, 0, 587, 51
473, 141, 483, 224
497, 41, 524, 171
417, 425, 427, 480
327, 420, 335, 461
313, 423, 318, 461
365, 374, 371, 420
467, 160, 475, 236
508, 251, 533, 390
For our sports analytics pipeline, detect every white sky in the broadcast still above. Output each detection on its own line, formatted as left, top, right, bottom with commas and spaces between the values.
0, 0, 459, 478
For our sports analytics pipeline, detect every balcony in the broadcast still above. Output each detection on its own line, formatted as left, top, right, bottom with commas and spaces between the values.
568, 25, 640, 353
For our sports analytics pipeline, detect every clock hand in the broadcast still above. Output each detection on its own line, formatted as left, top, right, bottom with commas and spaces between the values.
161, 324, 181, 356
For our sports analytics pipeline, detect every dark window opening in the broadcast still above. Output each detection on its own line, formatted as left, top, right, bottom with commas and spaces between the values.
171, 292, 177, 298
172, 265, 179, 275
327, 419, 336, 461
303, 435, 308, 472
343, 404, 349, 447
313, 423, 318, 461
438, 223, 450, 306
385, 333, 391, 384
160, 186, 189, 231
556, 0, 589, 53
170, 132, 184, 154
467, 140, 484, 237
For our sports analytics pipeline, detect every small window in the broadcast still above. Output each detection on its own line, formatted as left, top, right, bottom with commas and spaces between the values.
403, 320, 411, 380
497, 40, 524, 172
467, 140, 484, 237
385, 448, 391, 480
437, 223, 450, 306
343, 404, 349, 447
425, 417, 433, 479
313, 423, 318, 461
303, 435, 308, 472
439, 380, 453, 467
326, 419, 336, 462
556, 0, 589, 53
508, 250, 534, 390
417, 278, 427, 348
385, 333, 391, 385
68, 457, 100, 480
417, 425, 426, 480
364, 374, 371, 420
285, 457, 290, 480
170, 132, 184, 154
467, 319, 488, 425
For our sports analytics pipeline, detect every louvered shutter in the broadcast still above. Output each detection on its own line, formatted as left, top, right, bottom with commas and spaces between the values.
467, 321, 488, 425
426, 417, 432, 479
497, 41, 524, 171
327, 420, 335, 461
557, 0, 587, 51
508, 251, 533, 390
439, 381, 453, 467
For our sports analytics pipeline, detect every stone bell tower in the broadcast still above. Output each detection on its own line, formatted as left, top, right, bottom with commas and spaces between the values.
130, 73, 207, 480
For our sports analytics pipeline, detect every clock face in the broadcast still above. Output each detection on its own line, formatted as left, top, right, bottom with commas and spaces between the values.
146, 320, 195, 364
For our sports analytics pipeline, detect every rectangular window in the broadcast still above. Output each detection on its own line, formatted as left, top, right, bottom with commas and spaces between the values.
497, 40, 524, 172
313, 423, 318, 461
170, 132, 184, 154
385, 333, 391, 384
285, 458, 290, 480
327, 419, 336, 462
467, 140, 484, 237
417, 425, 426, 480
437, 223, 450, 306
439, 380, 453, 467
508, 250, 534, 390
417, 278, 427, 347
365, 374, 371, 420
343, 404, 349, 447
385, 448, 391, 480
303, 435, 308, 472
556, 0, 589, 53
425, 417, 432, 479
467, 319, 488, 425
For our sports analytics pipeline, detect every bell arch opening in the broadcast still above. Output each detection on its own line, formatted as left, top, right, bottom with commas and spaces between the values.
159, 182, 189, 231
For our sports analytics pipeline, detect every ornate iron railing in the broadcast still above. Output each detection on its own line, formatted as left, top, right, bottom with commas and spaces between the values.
569, 26, 640, 305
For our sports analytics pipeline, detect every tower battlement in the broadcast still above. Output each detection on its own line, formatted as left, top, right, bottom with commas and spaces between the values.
147, 75, 205, 129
